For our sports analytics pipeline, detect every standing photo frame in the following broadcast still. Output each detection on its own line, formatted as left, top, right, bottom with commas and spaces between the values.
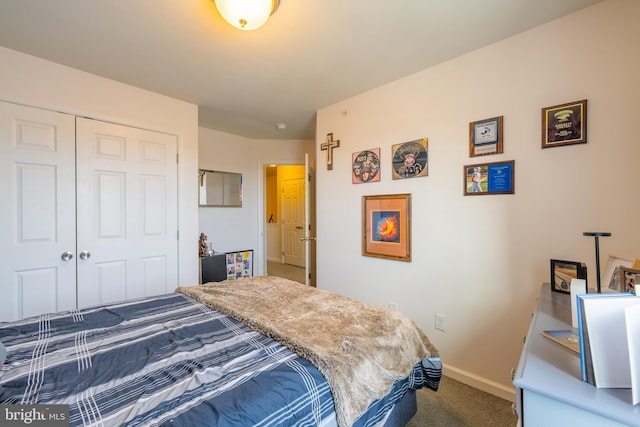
619, 267, 640, 293
225, 250, 254, 281
362, 194, 411, 262
542, 99, 587, 148
601, 254, 636, 292
469, 116, 503, 157
463, 160, 514, 196
550, 259, 587, 294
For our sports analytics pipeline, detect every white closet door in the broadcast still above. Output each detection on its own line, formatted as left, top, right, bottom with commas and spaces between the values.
0, 101, 77, 322
76, 118, 178, 308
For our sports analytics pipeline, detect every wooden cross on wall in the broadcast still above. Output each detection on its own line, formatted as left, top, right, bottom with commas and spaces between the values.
321, 133, 340, 170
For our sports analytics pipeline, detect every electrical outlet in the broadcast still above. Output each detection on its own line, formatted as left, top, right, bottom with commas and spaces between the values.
388, 302, 398, 310
435, 313, 447, 332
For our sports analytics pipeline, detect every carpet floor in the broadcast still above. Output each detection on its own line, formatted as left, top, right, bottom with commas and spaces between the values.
407, 375, 517, 426
267, 261, 306, 284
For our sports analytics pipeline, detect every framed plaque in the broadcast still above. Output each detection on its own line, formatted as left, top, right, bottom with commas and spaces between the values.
463, 160, 514, 196
542, 99, 587, 148
469, 116, 503, 157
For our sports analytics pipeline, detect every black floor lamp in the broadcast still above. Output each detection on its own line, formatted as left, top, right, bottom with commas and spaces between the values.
583, 232, 611, 293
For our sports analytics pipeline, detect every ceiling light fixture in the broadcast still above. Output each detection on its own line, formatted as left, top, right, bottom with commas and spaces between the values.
214, 0, 280, 31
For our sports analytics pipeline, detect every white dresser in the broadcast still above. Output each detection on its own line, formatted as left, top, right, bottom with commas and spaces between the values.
513, 283, 640, 426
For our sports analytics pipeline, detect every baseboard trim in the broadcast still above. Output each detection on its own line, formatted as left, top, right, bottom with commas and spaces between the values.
267, 257, 282, 263
443, 364, 516, 402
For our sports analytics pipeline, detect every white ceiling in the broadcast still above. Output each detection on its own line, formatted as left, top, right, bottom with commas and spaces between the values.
0, 0, 603, 140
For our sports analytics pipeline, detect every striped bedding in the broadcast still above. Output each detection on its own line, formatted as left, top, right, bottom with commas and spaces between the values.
0, 293, 440, 426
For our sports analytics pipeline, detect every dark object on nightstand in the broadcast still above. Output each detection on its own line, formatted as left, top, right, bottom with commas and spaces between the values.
201, 252, 226, 283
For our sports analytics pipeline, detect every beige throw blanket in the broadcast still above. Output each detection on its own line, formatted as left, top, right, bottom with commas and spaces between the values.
176, 276, 438, 427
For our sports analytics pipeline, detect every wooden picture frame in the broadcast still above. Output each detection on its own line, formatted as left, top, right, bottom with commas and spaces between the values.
542, 99, 587, 148
550, 259, 587, 294
362, 194, 411, 262
463, 160, 514, 196
602, 254, 636, 292
618, 266, 640, 293
469, 116, 503, 157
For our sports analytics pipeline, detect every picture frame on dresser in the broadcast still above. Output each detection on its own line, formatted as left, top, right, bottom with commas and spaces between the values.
619, 267, 640, 293
550, 259, 587, 294
601, 254, 636, 292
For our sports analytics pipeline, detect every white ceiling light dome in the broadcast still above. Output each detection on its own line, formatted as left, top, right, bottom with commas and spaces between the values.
214, 0, 280, 31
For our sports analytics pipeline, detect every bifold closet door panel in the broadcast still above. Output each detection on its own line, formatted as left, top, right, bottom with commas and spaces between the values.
0, 101, 77, 322
75, 118, 178, 308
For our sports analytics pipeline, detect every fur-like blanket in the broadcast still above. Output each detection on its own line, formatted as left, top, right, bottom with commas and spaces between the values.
176, 276, 438, 427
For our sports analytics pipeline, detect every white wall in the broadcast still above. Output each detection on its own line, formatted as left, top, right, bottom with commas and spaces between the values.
266, 223, 282, 262
315, 0, 640, 400
0, 46, 200, 285
198, 127, 313, 275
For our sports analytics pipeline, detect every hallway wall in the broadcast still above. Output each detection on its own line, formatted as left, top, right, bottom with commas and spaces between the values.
198, 127, 313, 275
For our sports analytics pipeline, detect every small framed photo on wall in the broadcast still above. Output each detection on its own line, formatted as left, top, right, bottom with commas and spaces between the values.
469, 116, 503, 157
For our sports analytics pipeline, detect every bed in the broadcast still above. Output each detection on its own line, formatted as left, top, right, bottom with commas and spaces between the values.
0, 276, 441, 426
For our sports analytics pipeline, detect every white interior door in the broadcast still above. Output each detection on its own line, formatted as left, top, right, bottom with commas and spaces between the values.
0, 101, 77, 322
283, 177, 305, 268
76, 118, 178, 308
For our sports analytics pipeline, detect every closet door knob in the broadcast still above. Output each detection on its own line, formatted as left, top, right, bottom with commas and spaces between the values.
61, 251, 74, 261
79, 251, 91, 260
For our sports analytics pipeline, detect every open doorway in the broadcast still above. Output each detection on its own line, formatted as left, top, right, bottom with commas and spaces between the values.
265, 164, 306, 284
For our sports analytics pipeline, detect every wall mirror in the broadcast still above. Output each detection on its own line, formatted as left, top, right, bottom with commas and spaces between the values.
198, 169, 242, 207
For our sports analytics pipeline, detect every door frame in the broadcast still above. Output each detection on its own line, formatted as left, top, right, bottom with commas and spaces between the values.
257, 160, 315, 285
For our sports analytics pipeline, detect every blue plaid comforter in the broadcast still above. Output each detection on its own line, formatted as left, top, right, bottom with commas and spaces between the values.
0, 294, 440, 426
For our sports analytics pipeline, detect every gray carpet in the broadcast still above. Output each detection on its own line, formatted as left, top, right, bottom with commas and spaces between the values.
407, 375, 517, 426
267, 261, 305, 284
